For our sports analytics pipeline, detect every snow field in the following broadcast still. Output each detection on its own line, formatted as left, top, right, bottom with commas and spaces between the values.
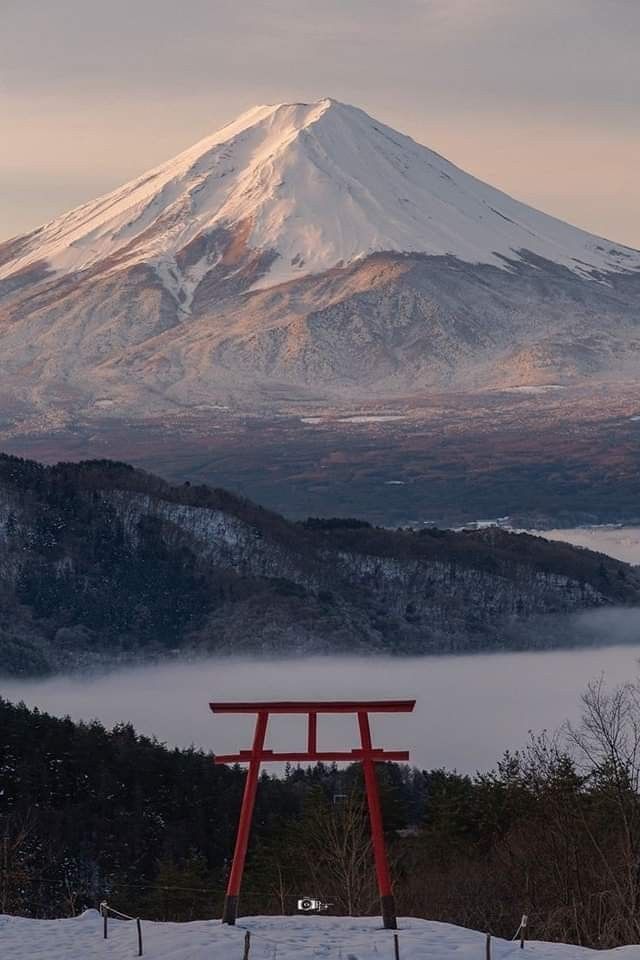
2, 912, 639, 960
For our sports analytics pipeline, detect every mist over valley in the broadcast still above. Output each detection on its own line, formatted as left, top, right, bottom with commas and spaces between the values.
5, 644, 640, 774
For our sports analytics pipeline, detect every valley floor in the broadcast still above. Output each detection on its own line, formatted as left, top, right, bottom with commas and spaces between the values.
4, 382, 640, 527
2, 912, 638, 960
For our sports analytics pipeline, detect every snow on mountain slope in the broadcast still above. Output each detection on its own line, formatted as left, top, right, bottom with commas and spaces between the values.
1, 98, 639, 421
3, 912, 639, 960
3, 98, 639, 300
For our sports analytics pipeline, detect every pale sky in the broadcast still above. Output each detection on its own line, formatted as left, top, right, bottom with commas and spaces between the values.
2, 0, 639, 247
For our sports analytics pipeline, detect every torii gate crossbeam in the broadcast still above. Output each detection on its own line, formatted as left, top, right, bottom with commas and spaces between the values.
210, 699, 415, 930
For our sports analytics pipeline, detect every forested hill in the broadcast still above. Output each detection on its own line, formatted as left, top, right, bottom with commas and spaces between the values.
1, 452, 638, 676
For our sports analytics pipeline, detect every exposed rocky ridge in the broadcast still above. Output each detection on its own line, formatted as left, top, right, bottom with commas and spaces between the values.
0, 453, 638, 676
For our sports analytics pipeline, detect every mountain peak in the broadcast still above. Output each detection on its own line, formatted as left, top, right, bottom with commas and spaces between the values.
1, 100, 640, 421
247, 96, 349, 114
2, 99, 639, 293
199, 96, 351, 144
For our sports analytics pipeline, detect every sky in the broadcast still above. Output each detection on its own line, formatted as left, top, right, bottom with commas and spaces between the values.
1, 0, 639, 247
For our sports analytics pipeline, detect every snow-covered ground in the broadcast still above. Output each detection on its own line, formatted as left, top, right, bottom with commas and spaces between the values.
301, 414, 408, 425
499, 386, 566, 395
2, 912, 638, 960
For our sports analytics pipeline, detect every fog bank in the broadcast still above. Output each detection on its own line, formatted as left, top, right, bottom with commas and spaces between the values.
3, 644, 640, 773
527, 526, 640, 565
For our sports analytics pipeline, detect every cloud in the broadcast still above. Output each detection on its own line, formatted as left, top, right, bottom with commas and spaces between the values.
2, 0, 638, 109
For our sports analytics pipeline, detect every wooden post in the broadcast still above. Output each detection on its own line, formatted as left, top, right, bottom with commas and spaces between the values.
520, 914, 528, 949
393, 932, 400, 959
137, 917, 143, 957
100, 902, 108, 939
486, 933, 491, 960
243, 929, 251, 959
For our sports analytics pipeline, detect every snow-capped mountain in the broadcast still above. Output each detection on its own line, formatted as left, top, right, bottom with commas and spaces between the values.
4, 98, 639, 293
1, 98, 639, 419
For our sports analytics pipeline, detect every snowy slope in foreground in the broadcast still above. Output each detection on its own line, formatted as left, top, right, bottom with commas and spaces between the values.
2, 912, 638, 960
3, 98, 639, 294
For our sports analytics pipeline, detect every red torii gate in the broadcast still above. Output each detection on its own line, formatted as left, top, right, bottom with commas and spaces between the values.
210, 699, 416, 930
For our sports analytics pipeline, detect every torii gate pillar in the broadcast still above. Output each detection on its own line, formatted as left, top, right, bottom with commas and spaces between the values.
210, 699, 416, 929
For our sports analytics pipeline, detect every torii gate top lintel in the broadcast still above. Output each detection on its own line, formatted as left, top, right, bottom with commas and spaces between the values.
209, 699, 416, 714
211, 698, 415, 930
210, 700, 415, 764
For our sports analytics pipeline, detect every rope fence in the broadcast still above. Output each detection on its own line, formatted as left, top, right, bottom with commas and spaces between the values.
511, 914, 528, 950
236, 917, 531, 959
11, 873, 533, 949
88, 894, 532, 959
100, 900, 143, 956
485, 915, 531, 960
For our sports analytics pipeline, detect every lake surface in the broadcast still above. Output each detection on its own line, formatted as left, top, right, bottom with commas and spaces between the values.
4, 644, 640, 773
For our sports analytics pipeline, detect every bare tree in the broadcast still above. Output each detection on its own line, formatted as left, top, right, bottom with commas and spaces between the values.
301, 793, 376, 916
565, 676, 640, 943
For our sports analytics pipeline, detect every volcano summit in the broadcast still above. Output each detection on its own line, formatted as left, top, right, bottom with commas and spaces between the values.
1, 98, 639, 419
